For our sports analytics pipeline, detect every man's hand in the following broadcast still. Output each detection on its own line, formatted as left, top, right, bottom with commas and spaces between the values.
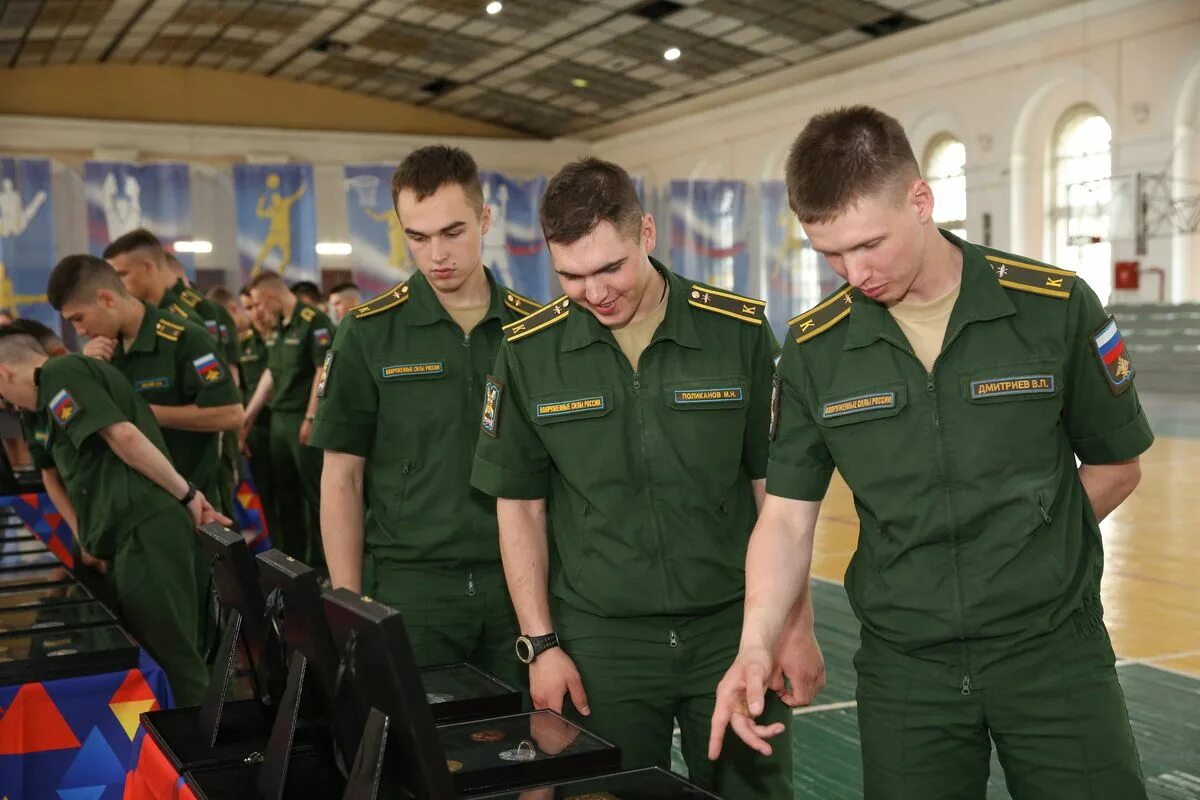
82, 337, 117, 362
80, 547, 109, 575
529, 648, 590, 717
529, 709, 582, 755
708, 645, 787, 760
298, 418, 313, 446
771, 616, 825, 707
238, 421, 253, 457
186, 489, 231, 528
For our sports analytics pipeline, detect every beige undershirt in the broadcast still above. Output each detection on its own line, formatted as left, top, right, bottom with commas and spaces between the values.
447, 302, 490, 335
612, 284, 669, 371
887, 281, 961, 373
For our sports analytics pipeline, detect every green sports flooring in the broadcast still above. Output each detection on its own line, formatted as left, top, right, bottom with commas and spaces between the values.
672, 579, 1200, 798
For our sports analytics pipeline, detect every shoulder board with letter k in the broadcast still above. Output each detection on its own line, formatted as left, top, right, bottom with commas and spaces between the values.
985, 255, 1075, 299
504, 296, 570, 342
502, 288, 542, 317
352, 282, 410, 319
687, 284, 765, 325
155, 318, 185, 342
789, 284, 853, 343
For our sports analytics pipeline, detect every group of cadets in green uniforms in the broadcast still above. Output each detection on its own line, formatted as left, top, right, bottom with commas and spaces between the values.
0, 107, 1152, 800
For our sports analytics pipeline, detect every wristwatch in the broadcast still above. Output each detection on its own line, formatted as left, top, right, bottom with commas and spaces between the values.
178, 481, 198, 506
515, 632, 559, 664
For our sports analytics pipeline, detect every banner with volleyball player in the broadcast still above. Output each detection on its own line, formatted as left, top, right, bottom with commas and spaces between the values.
0, 157, 57, 331
759, 180, 842, 340
83, 161, 194, 274
233, 163, 317, 283
344, 164, 413, 299
669, 180, 751, 297
479, 171, 551, 305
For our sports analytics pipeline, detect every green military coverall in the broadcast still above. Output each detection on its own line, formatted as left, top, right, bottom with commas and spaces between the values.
310, 269, 540, 689
35, 354, 208, 704
472, 261, 793, 799
770, 231, 1153, 799
238, 328, 280, 540
266, 300, 333, 564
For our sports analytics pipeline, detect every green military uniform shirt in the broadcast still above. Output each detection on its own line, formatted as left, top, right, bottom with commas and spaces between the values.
165, 279, 241, 369
37, 354, 184, 559
309, 268, 541, 565
267, 301, 334, 412
471, 260, 778, 619
238, 328, 270, 425
110, 302, 240, 498
768, 231, 1154, 660
19, 410, 53, 471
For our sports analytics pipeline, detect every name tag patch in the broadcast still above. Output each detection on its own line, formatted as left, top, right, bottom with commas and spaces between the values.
536, 396, 605, 418
673, 387, 744, 404
134, 376, 173, 392
380, 362, 444, 380
970, 374, 1055, 400
481, 375, 503, 437
822, 392, 895, 419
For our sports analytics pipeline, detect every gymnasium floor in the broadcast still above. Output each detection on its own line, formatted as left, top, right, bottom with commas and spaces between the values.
680, 391, 1200, 799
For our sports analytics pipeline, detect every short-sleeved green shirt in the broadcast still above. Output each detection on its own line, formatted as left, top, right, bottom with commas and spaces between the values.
471, 261, 778, 619
309, 268, 541, 566
267, 301, 334, 413
768, 231, 1154, 657
110, 302, 240, 497
165, 279, 240, 369
19, 410, 53, 471
37, 354, 181, 559
238, 328, 271, 428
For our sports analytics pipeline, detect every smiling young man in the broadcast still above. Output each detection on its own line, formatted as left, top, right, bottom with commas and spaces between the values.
308, 146, 539, 686
709, 106, 1152, 800
471, 158, 819, 798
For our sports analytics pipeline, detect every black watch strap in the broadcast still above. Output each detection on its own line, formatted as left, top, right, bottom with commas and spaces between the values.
515, 632, 559, 664
179, 482, 198, 506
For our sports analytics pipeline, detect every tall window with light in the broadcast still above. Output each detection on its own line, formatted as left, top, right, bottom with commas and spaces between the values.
923, 134, 967, 240
1052, 105, 1112, 303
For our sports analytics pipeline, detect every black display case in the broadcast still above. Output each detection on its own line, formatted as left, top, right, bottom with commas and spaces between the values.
0, 579, 93, 609
471, 767, 722, 799
0, 599, 116, 634
0, 622, 139, 683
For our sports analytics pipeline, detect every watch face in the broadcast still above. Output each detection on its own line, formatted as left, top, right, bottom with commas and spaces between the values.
515, 637, 534, 664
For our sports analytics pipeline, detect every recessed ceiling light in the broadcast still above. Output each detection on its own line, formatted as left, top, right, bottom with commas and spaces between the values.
571, 77, 588, 88
486, 1, 502, 14
663, 47, 681, 61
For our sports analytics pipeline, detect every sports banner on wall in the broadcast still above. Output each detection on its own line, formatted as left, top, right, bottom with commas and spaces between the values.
83, 161, 194, 273
343, 165, 413, 299
480, 171, 551, 304
760, 181, 841, 339
233, 163, 317, 283
669, 180, 750, 296
0, 158, 57, 331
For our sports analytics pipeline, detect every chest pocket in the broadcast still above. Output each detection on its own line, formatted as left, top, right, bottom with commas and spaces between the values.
664, 376, 749, 411
816, 382, 908, 428
530, 386, 613, 425
960, 360, 1062, 405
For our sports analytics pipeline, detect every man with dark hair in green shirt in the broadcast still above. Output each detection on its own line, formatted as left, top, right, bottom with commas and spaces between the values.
310, 146, 539, 685
0, 325, 223, 704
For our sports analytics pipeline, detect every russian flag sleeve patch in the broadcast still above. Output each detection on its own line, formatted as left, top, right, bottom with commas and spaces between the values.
1090, 316, 1134, 395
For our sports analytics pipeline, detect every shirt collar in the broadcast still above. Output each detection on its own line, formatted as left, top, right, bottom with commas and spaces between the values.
405, 267, 507, 328
560, 257, 702, 353
843, 229, 1016, 351
121, 301, 161, 355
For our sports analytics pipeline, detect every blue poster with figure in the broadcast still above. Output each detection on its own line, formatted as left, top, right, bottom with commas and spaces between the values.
0, 158, 57, 331
344, 164, 412, 300
669, 180, 750, 296
83, 161, 194, 273
760, 181, 841, 340
480, 171, 550, 305
233, 163, 317, 283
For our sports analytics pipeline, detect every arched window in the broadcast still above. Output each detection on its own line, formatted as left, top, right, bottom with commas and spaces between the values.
1052, 105, 1112, 303
924, 134, 967, 240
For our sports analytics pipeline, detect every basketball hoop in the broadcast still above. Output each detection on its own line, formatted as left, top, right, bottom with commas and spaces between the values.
345, 174, 380, 208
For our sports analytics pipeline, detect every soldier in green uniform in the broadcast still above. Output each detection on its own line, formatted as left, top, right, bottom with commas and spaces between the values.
310, 146, 539, 686
0, 324, 224, 705
710, 106, 1152, 800
240, 270, 333, 565
472, 159, 812, 799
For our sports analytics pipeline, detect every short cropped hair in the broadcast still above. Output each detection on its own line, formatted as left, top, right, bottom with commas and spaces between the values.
785, 105, 920, 223
0, 328, 48, 364
539, 158, 643, 246
391, 146, 484, 215
47, 254, 129, 311
248, 270, 286, 291
164, 251, 187, 277
102, 228, 166, 262
6, 319, 64, 353
291, 281, 322, 303
329, 281, 360, 295
207, 286, 234, 305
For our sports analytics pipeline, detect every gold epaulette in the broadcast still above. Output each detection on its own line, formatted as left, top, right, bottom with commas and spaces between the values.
179, 287, 203, 308
352, 282, 410, 319
239, 329, 254, 343
984, 254, 1075, 300
155, 318, 185, 342
687, 284, 765, 325
502, 288, 542, 317
788, 284, 853, 344
299, 306, 317, 322
167, 302, 190, 321
504, 296, 569, 342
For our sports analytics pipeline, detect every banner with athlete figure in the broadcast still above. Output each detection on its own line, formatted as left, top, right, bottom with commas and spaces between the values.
83, 161, 194, 274
760, 181, 841, 339
343, 165, 413, 300
233, 163, 317, 283
479, 171, 551, 305
669, 180, 751, 297
0, 158, 57, 331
